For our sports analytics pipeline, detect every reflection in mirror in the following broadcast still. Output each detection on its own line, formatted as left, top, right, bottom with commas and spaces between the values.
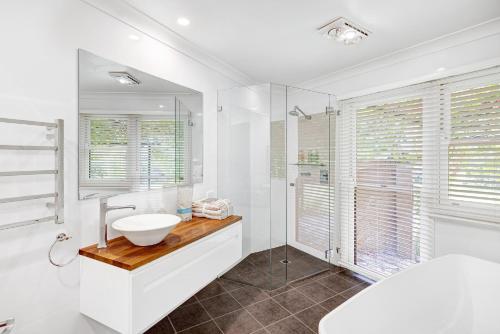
78, 50, 203, 200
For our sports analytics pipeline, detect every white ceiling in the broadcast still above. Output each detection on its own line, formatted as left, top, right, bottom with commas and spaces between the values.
79, 49, 198, 94
124, 0, 500, 83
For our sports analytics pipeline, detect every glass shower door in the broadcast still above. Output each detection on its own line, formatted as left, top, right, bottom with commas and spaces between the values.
285, 86, 335, 280
217, 84, 276, 289
217, 83, 337, 290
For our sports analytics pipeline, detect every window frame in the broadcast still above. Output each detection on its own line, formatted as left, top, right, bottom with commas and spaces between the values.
80, 114, 133, 189
351, 94, 428, 276
437, 75, 500, 222
80, 113, 184, 191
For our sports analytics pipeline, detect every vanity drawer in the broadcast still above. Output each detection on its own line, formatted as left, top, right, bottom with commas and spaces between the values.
80, 220, 243, 334
131, 222, 242, 333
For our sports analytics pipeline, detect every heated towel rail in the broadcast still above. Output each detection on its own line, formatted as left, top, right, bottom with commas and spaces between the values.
0, 118, 64, 230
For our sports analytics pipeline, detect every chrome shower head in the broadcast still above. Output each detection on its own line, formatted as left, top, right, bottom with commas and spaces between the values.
289, 106, 311, 120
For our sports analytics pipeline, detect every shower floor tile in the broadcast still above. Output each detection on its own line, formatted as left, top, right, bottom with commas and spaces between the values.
222, 245, 331, 290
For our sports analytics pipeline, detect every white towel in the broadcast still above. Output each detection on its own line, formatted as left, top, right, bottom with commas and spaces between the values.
192, 199, 231, 211
193, 212, 230, 220
192, 198, 233, 220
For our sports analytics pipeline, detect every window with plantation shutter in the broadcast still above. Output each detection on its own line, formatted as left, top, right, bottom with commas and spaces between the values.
79, 113, 190, 192
352, 96, 430, 276
83, 115, 130, 188
339, 84, 438, 278
339, 66, 500, 279
138, 118, 178, 189
354, 98, 423, 273
442, 81, 500, 208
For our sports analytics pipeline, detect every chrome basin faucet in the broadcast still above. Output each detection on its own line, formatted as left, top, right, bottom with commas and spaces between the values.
98, 197, 136, 248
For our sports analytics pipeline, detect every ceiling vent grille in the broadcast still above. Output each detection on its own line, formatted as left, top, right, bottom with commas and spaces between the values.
318, 17, 370, 45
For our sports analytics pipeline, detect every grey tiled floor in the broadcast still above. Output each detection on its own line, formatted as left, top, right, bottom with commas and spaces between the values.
222, 245, 333, 290
146, 265, 372, 334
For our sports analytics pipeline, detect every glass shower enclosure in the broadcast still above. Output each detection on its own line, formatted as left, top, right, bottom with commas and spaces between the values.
217, 83, 337, 290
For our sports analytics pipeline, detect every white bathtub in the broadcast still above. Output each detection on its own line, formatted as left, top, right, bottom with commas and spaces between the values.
319, 255, 500, 334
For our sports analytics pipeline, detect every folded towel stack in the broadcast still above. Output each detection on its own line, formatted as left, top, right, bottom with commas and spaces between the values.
192, 198, 233, 220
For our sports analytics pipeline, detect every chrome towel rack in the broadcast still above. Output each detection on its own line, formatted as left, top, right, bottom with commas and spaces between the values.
0, 117, 64, 230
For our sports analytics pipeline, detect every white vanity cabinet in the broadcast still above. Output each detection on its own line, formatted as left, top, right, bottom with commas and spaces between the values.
80, 220, 242, 334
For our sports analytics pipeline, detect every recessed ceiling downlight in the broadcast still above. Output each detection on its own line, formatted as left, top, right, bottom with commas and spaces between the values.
318, 17, 370, 45
177, 17, 190, 26
108, 72, 141, 85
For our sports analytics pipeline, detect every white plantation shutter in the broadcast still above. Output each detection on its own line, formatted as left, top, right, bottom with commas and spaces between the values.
79, 112, 191, 192
439, 72, 500, 217
338, 100, 356, 272
340, 84, 439, 277
138, 118, 178, 190
339, 66, 500, 278
80, 115, 131, 188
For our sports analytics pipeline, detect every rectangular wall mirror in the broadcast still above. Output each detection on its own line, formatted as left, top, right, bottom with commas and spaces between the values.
78, 49, 203, 200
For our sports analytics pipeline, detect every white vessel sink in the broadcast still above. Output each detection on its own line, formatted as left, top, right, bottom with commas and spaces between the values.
112, 214, 181, 246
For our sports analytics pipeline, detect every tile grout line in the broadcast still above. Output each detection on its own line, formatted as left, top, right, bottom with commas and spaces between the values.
176, 267, 364, 333
169, 294, 207, 333
196, 296, 226, 334
166, 314, 177, 333
244, 295, 295, 330
270, 288, 316, 314
271, 284, 331, 333
176, 319, 213, 333
161, 260, 368, 334
267, 285, 298, 298
233, 270, 347, 305
196, 290, 231, 302
263, 314, 315, 334
313, 272, 365, 296
290, 314, 316, 334
167, 294, 202, 333
293, 303, 330, 333
267, 271, 364, 333
220, 280, 272, 334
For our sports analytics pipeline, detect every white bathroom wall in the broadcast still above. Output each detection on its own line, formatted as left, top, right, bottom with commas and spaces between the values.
0, 0, 251, 333
303, 18, 500, 264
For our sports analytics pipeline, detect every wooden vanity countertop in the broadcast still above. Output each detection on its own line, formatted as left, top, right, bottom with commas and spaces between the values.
79, 215, 242, 271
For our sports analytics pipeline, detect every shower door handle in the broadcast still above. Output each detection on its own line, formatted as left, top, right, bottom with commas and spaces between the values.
0, 318, 14, 334
324, 249, 335, 259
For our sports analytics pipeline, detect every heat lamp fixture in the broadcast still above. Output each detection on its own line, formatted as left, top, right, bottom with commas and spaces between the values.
108, 72, 141, 85
318, 17, 370, 45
